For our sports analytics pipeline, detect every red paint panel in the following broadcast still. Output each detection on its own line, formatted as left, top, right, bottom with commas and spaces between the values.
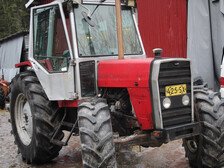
58, 100, 79, 108
137, 0, 187, 58
128, 88, 154, 130
98, 58, 154, 130
15, 61, 32, 68
98, 58, 154, 88
220, 77, 224, 87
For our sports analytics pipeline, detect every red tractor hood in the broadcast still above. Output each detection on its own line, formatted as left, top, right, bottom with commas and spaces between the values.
98, 58, 155, 130
98, 58, 154, 88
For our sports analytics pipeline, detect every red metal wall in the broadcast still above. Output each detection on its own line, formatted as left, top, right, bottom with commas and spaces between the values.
137, 0, 187, 58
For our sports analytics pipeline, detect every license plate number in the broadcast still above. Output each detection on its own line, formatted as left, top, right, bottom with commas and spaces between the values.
165, 84, 187, 97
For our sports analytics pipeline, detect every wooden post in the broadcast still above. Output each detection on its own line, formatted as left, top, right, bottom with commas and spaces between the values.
115, 0, 124, 59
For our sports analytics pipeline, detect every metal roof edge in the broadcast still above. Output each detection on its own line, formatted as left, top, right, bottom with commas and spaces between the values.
0, 31, 29, 44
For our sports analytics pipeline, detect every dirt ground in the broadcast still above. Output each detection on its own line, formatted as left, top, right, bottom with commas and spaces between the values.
0, 110, 190, 168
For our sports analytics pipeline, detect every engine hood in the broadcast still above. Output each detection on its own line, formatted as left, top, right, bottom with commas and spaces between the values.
98, 58, 154, 88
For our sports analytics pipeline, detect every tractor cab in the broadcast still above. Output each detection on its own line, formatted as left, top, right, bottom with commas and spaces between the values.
28, 0, 145, 100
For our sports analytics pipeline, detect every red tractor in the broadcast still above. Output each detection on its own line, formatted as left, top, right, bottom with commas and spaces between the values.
9, 0, 224, 167
0, 76, 9, 109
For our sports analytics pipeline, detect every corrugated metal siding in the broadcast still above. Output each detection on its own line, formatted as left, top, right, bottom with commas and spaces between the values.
137, 0, 187, 58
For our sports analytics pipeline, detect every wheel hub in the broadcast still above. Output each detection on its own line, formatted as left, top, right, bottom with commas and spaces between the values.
15, 93, 33, 146
186, 139, 198, 153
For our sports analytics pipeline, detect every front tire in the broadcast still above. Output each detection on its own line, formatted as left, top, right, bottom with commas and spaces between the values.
183, 87, 224, 167
10, 71, 63, 163
78, 98, 117, 168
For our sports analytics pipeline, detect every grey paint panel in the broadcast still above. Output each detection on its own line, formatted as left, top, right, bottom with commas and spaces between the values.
0, 36, 23, 81
209, 0, 224, 87
187, 0, 224, 90
187, 0, 216, 89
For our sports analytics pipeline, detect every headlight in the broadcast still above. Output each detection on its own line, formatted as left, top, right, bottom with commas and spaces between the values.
163, 98, 171, 109
182, 95, 190, 106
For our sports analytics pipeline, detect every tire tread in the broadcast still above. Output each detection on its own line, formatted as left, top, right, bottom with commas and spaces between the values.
78, 98, 116, 167
184, 87, 224, 167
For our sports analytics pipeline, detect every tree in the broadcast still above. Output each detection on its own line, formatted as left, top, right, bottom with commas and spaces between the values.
0, 0, 29, 39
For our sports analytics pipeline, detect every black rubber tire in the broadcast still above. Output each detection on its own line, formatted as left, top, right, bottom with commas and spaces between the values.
78, 98, 117, 168
10, 71, 63, 164
183, 87, 224, 168
0, 87, 5, 109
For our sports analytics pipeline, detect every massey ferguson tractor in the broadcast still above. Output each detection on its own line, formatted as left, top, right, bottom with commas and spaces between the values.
9, 0, 224, 167
0, 75, 9, 109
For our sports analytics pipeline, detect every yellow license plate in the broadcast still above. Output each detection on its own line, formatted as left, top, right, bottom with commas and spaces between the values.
165, 84, 187, 97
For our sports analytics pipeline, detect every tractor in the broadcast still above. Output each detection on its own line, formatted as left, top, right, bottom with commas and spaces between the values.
0, 75, 9, 109
9, 0, 224, 167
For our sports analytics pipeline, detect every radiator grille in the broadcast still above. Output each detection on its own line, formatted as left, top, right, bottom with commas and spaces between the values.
158, 61, 192, 128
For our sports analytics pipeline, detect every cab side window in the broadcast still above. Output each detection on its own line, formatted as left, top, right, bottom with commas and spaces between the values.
33, 5, 70, 72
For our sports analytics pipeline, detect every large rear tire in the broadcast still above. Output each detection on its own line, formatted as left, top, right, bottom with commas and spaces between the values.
0, 87, 5, 109
78, 98, 117, 168
10, 71, 63, 163
183, 87, 224, 167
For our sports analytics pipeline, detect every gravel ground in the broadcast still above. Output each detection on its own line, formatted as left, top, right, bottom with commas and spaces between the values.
0, 110, 190, 168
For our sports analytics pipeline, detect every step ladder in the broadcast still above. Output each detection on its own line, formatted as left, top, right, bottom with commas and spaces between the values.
50, 110, 78, 146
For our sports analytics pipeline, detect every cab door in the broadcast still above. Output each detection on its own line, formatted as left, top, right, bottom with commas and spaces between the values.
29, 2, 76, 100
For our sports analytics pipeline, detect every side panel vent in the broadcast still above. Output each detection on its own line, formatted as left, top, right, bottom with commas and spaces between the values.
79, 61, 96, 97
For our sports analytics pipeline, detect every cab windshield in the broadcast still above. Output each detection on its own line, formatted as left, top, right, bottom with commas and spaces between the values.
74, 5, 143, 57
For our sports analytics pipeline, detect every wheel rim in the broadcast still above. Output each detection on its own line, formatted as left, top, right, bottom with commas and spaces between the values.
15, 93, 33, 146
186, 139, 198, 153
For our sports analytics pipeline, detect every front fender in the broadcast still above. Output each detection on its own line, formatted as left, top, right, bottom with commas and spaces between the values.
98, 58, 154, 130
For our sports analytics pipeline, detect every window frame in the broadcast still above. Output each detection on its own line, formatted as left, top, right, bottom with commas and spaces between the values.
31, 2, 73, 74
73, 4, 144, 58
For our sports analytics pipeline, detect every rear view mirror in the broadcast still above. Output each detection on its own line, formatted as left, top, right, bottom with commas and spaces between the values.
81, 11, 96, 27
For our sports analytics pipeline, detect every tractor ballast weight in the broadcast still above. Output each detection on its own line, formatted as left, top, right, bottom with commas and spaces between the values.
9, 0, 224, 167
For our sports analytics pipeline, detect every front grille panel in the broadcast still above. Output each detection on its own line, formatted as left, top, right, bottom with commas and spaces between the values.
158, 61, 192, 128
162, 107, 192, 127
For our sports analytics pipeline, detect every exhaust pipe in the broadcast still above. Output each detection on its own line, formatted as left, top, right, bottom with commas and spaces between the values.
115, 0, 124, 60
